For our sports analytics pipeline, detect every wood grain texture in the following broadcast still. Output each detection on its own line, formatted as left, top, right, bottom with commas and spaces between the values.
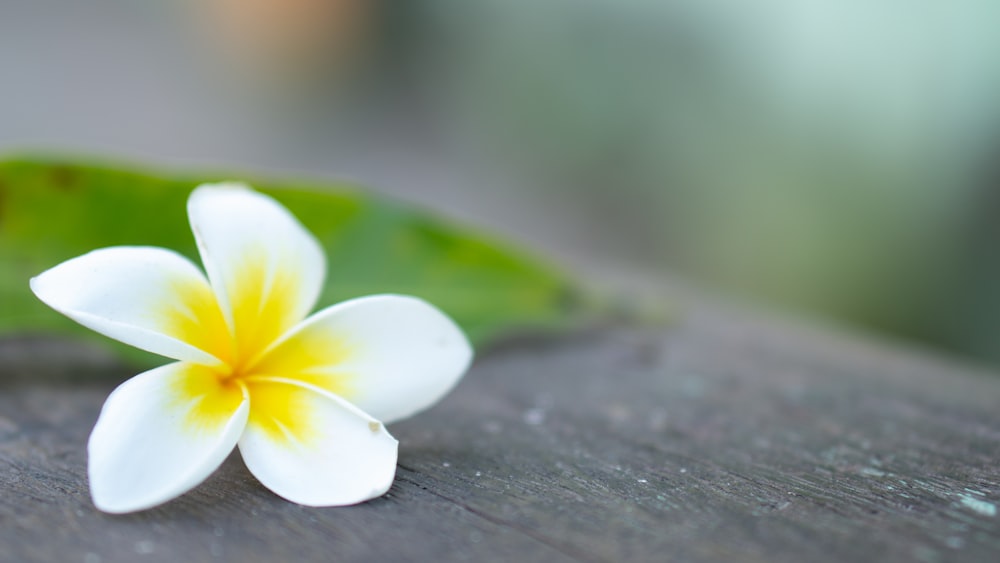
2, 304, 999, 562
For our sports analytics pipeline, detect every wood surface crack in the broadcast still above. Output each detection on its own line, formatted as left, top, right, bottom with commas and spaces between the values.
395, 464, 606, 563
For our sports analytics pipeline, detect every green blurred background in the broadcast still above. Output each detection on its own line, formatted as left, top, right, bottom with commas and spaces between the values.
3, 0, 1000, 364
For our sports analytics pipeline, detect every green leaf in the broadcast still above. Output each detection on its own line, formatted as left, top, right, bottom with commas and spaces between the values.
0, 157, 593, 365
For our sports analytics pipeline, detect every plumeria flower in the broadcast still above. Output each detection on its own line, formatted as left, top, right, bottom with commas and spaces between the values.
30, 184, 472, 513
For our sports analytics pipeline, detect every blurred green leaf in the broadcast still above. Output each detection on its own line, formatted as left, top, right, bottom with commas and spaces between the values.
0, 157, 591, 364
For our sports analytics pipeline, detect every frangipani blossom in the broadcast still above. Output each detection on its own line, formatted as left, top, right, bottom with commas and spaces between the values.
30, 183, 472, 513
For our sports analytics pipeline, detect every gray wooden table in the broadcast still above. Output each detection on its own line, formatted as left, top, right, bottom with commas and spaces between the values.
2, 303, 999, 562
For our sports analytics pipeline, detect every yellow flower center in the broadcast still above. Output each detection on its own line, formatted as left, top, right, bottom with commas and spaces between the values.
165, 260, 354, 443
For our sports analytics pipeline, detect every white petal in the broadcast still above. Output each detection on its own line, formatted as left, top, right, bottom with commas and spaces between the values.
88, 362, 249, 513
249, 295, 473, 424
238, 377, 398, 506
187, 184, 325, 363
30, 247, 230, 366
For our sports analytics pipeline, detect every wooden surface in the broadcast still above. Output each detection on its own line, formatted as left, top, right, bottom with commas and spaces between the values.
2, 304, 1000, 562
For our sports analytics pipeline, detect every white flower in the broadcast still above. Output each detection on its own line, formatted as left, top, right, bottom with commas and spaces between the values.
30, 183, 472, 513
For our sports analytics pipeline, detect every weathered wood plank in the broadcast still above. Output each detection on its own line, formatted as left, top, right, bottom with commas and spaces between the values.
2, 304, 999, 562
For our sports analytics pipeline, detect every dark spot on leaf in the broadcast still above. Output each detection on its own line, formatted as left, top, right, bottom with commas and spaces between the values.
0, 179, 6, 226
49, 166, 78, 191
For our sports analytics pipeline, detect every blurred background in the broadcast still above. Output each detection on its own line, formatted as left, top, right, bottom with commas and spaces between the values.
3, 0, 1000, 364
